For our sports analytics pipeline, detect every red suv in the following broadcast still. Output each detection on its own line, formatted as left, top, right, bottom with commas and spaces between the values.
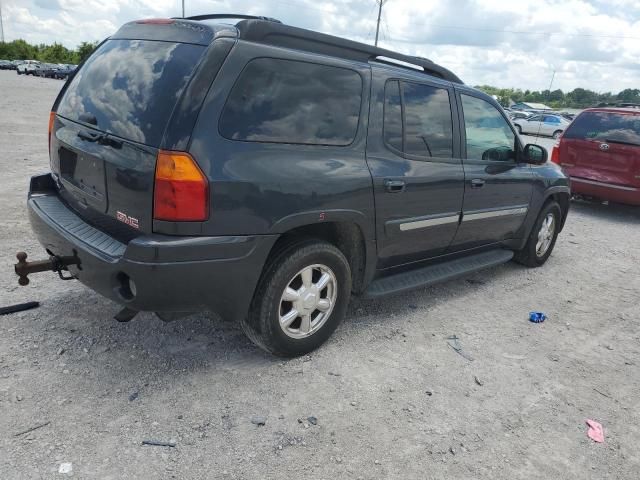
552, 107, 640, 205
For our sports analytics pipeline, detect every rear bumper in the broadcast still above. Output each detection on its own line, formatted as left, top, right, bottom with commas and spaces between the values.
27, 174, 278, 321
570, 177, 640, 206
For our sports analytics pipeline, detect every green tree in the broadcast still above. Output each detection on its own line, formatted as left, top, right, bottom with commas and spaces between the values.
617, 88, 640, 104
38, 42, 74, 63
75, 41, 99, 64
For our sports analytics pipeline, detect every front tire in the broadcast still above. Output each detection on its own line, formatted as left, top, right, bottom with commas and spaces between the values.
241, 239, 352, 357
514, 201, 562, 267
552, 130, 563, 139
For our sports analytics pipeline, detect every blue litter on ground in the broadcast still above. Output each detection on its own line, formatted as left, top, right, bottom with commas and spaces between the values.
529, 311, 547, 323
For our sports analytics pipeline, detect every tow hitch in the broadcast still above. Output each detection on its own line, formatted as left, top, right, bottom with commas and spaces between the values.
14, 251, 81, 286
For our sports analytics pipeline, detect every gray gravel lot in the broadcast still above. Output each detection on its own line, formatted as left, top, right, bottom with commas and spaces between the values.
1, 70, 639, 479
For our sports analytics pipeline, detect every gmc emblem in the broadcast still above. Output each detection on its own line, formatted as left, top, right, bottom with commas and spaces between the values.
116, 211, 139, 229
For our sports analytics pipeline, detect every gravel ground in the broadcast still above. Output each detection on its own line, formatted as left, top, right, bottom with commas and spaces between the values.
1, 70, 639, 479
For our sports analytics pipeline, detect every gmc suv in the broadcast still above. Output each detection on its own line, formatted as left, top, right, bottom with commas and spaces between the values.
20, 15, 570, 356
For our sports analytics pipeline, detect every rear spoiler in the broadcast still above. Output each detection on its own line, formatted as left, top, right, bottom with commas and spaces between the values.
112, 19, 238, 46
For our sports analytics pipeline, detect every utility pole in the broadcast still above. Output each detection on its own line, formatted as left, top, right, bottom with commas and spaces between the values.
0, 0, 5, 44
374, 0, 387, 47
181, 0, 185, 18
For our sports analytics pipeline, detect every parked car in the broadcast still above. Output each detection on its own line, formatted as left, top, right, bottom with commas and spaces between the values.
552, 107, 640, 205
36, 63, 60, 78
19, 15, 570, 356
509, 111, 533, 121
17, 60, 40, 75
0, 60, 13, 70
54, 64, 77, 79
513, 114, 571, 139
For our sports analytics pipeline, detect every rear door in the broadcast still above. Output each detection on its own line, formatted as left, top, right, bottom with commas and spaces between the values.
560, 110, 640, 188
542, 115, 561, 136
51, 38, 207, 235
366, 67, 464, 268
450, 90, 533, 250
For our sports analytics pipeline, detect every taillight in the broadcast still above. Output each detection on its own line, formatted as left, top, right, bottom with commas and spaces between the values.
551, 145, 560, 164
48, 111, 55, 156
153, 150, 208, 222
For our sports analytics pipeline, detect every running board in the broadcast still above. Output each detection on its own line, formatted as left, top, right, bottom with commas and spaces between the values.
364, 249, 514, 298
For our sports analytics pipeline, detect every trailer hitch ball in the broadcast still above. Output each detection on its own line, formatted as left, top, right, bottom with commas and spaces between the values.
16, 252, 30, 286
14, 251, 80, 286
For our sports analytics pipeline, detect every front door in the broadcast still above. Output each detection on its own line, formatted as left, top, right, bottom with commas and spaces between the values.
521, 114, 543, 135
450, 91, 534, 251
366, 69, 465, 269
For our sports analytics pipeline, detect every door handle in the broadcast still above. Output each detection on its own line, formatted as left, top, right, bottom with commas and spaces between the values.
384, 179, 406, 193
470, 179, 485, 188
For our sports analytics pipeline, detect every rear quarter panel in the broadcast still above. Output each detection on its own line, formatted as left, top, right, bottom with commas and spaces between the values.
186, 41, 376, 241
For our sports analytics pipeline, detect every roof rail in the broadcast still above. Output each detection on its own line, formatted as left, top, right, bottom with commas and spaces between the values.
235, 19, 463, 84
185, 14, 282, 24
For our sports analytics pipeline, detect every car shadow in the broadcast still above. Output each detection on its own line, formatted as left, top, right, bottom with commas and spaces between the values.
24, 260, 521, 382
570, 198, 640, 224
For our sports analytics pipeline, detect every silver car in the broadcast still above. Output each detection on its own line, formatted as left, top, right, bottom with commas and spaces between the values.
513, 114, 571, 139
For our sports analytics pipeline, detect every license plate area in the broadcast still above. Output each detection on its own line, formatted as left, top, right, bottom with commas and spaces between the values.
59, 146, 107, 212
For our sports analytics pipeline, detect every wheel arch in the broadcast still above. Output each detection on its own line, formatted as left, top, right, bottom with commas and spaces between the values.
267, 214, 375, 294
544, 187, 571, 231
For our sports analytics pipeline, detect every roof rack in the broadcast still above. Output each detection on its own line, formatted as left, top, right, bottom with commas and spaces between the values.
234, 19, 463, 84
185, 14, 282, 23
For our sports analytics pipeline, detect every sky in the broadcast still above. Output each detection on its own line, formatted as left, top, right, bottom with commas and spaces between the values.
1, 0, 639, 92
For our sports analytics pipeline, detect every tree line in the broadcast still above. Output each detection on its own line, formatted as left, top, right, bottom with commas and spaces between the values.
476, 85, 640, 109
0, 39, 99, 65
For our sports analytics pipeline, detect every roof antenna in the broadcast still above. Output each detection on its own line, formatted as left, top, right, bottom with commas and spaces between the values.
535, 67, 556, 142
374, 0, 389, 46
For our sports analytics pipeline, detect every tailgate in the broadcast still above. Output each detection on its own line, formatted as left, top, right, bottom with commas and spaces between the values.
561, 110, 640, 188
51, 38, 207, 235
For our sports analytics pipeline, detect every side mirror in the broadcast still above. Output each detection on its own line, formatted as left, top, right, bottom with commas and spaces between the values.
482, 146, 515, 162
523, 144, 548, 165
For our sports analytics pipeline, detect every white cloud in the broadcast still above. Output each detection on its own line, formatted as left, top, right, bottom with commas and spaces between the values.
1, 0, 639, 91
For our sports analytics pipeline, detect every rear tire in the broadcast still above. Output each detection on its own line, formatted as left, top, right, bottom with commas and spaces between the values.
514, 201, 562, 267
241, 239, 352, 357
552, 130, 563, 139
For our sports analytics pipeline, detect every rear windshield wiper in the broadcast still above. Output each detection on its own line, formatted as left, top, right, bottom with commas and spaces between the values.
605, 138, 640, 147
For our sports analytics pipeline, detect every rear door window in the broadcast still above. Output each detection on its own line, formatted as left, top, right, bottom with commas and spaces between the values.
382, 80, 454, 159
219, 58, 362, 146
57, 39, 205, 147
383, 80, 403, 151
564, 111, 640, 146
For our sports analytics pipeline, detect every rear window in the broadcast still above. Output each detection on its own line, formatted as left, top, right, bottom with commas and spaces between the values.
57, 39, 205, 147
564, 111, 640, 146
219, 58, 362, 146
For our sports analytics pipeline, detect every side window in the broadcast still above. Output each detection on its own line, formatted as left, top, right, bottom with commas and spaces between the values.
402, 83, 454, 158
384, 80, 403, 152
529, 115, 542, 122
382, 80, 454, 159
219, 58, 362, 146
461, 94, 516, 161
